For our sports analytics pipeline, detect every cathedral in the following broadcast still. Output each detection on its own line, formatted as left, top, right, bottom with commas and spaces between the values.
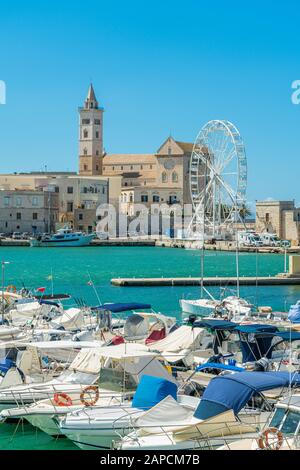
79, 85, 194, 213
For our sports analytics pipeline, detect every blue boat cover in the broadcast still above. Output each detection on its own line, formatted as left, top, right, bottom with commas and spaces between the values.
132, 375, 177, 410
273, 331, 300, 342
0, 358, 15, 374
194, 371, 300, 420
288, 303, 300, 323
92, 302, 151, 313
235, 324, 279, 334
192, 319, 237, 331
196, 362, 245, 372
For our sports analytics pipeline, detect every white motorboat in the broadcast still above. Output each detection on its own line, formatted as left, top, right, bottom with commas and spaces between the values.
30, 228, 95, 247
181, 296, 253, 318
114, 371, 299, 451
218, 393, 300, 450
0, 344, 176, 435
59, 375, 195, 450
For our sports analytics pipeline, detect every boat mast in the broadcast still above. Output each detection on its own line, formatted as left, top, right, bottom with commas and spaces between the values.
235, 197, 240, 299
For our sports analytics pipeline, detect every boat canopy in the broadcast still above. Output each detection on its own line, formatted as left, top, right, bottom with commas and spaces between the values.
69, 344, 177, 384
194, 371, 300, 420
124, 314, 149, 340
196, 362, 245, 372
92, 302, 151, 313
192, 319, 237, 331
234, 324, 278, 334
235, 324, 300, 362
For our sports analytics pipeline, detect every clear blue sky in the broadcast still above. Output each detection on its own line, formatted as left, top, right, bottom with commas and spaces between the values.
0, 0, 299, 208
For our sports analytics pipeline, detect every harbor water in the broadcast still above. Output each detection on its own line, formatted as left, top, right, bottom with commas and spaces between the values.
0, 245, 299, 449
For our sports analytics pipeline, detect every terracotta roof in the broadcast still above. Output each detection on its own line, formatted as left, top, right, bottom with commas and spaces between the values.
103, 154, 156, 164
175, 141, 194, 153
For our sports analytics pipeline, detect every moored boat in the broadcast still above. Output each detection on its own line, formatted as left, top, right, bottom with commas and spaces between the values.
30, 228, 95, 247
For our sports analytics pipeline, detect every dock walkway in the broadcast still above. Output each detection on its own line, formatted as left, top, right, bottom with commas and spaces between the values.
111, 276, 300, 287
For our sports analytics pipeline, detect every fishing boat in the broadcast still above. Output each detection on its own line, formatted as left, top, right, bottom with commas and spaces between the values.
30, 228, 95, 247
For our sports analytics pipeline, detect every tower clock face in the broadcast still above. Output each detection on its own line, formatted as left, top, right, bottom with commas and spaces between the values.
164, 159, 175, 170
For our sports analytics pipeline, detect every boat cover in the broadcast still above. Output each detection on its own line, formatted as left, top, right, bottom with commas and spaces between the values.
50, 308, 84, 330
192, 319, 237, 331
134, 395, 195, 433
92, 302, 151, 313
194, 371, 300, 420
147, 326, 204, 354
132, 375, 177, 409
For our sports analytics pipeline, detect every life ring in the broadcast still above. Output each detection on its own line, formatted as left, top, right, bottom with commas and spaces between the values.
80, 385, 99, 407
5, 285, 17, 294
53, 392, 73, 407
258, 427, 284, 450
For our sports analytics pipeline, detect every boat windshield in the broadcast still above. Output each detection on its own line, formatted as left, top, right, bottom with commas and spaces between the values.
281, 411, 300, 435
98, 368, 137, 392
269, 407, 286, 428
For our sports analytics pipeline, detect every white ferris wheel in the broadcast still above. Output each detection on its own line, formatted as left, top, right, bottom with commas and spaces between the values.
188, 120, 247, 238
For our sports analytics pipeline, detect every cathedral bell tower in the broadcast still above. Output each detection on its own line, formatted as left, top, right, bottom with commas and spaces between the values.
78, 84, 104, 175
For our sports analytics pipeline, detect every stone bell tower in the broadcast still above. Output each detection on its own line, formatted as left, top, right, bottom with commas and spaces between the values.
78, 84, 104, 175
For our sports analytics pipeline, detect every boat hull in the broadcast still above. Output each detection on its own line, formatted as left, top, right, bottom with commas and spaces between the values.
180, 299, 214, 316
30, 234, 95, 247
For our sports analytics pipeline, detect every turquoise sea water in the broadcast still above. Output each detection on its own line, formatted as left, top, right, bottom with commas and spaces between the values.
0, 245, 299, 449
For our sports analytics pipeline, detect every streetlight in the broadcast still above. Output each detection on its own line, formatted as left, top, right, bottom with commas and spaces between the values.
1, 261, 10, 321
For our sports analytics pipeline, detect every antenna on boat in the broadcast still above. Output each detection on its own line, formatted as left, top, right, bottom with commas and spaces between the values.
235, 196, 240, 299
87, 271, 102, 306
1, 261, 10, 321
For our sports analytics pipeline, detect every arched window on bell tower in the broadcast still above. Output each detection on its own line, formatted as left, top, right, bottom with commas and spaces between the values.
83, 129, 88, 138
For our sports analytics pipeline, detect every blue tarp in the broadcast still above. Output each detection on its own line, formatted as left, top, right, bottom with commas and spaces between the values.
132, 375, 177, 410
288, 303, 300, 323
91, 302, 151, 313
192, 319, 237, 331
194, 371, 300, 420
196, 362, 245, 372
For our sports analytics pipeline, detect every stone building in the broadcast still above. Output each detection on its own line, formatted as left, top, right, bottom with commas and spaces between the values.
0, 173, 122, 232
0, 189, 59, 234
102, 137, 194, 220
256, 200, 300, 245
78, 84, 104, 176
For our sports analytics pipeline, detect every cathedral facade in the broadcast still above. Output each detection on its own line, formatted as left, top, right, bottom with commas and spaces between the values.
79, 85, 194, 214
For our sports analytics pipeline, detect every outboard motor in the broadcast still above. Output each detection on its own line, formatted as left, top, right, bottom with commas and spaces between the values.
188, 314, 197, 326
253, 357, 270, 371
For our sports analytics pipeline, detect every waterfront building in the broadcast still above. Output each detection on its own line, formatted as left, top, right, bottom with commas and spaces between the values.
102, 137, 194, 211
256, 200, 300, 245
0, 189, 59, 234
0, 173, 122, 232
